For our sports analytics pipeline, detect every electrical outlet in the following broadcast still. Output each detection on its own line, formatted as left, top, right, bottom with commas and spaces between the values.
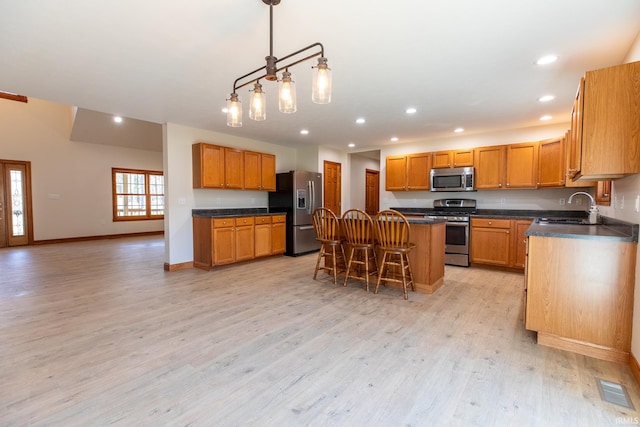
620, 195, 625, 210
635, 195, 640, 213
559, 198, 565, 206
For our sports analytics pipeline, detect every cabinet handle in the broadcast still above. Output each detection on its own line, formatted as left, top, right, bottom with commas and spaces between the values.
506, 183, 510, 187
498, 183, 502, 188
603, 193, 609, 197
506, 231, 510, 234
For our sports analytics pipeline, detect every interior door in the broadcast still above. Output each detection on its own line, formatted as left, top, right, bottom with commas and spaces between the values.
323, 161, 341, 215
365, 169, 379, 215
1, 161, 32, 247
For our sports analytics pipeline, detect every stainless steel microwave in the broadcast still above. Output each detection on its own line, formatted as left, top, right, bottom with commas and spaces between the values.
430, 167, 475, 192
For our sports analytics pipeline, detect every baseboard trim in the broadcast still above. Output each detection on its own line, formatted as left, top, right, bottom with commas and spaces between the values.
164, 261, 193, 272
537, 332, 629, 364
629, 352, 640, 387
34, 231, 163, 245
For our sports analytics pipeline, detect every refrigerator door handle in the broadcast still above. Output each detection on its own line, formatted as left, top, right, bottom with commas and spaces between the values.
308, 180, 313, 215
299, 225, 314, 230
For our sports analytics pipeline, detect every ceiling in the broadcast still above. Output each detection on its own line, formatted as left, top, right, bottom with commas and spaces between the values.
1, 1, 639, 153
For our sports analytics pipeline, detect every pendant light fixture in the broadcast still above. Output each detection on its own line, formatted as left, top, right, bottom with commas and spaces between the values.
226, 0, 332, 127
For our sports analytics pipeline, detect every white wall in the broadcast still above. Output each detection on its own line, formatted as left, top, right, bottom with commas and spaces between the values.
609, 30, 640, 364
348, 154, 380, 211
0, 98, 163, 240
163, 122, 297, 265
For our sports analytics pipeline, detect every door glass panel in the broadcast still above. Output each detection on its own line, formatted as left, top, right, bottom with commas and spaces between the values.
10, 169, 25, 237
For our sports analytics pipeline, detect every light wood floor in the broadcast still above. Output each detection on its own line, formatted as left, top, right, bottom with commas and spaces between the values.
1, 236, 639, 426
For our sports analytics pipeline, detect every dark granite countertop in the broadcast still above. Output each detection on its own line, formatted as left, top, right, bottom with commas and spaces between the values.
526, 216, 638, 242
391, 207, 588, 220
192, 208, 286, 218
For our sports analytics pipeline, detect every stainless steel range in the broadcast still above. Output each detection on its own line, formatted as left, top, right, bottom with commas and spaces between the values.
426, 199, 476, 267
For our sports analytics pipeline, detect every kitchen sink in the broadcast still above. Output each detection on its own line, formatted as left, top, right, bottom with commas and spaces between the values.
536, 217, 599, 225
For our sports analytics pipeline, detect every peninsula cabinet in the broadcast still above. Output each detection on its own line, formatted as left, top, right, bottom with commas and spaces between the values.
431, 149, 474, 169
525, 235, 637, 363
385, 152, 431, 191
244, 151, 276, 191
569, 61, 640, 181
470, 217, 532, 269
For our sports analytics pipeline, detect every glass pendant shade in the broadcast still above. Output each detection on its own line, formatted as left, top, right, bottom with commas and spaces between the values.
226, 93, 242, 127
312, 57, 332, 104
278, 70, 297, 113
249, 82, 266, 121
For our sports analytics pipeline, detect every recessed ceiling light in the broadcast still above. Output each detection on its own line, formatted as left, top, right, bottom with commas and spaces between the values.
540, 115, 552, 121
300, 129, 309, 135
536, 55, 558, 65
538, 95, 555, 102
355, 118, 366, 124
348, 143, 355, 148
405, 107, 417, 114
454, 127, 464, 133
390, 137, 399, 142
113, 116, 123, 123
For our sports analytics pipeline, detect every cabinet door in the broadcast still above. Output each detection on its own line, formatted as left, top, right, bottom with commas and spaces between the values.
243, 151, 262, 190
272, 220, 286, 254
213, 226, 235, 265
595, 181, 612, 206
406, 152, 431, 190
470, 218, 511, 266
254, 222, 272, 257
385, 156, 407, 191
505, 142, 538, 189
224, 148, 244, 189
193, 143, 225, 189
567, 78, 584, 180
452, 149, 474, 167
511, 220, 532, 268
261, 153, 276, 191
537, 137, 565, 187
474, 146, 505, 189
235, 223, 255, 262
431, 151, 452, 169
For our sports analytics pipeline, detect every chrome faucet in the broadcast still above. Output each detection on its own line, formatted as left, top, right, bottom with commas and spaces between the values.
568, 191, 599, 224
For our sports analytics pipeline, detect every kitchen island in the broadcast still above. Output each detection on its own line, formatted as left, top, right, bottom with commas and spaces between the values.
404, 218, 446, 294
524, 216, 638, 363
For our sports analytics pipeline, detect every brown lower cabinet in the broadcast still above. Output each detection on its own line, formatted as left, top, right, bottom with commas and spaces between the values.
470, 217, 532, 269
525, 235, 636, 363
193, 214, 286, 270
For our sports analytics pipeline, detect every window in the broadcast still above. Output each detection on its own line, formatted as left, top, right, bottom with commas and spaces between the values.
112, 168, 164, 221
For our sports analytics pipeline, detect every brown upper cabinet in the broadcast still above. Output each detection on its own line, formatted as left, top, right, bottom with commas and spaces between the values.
193, 142, 275, 191
244, 151, 276, 191
431, 149, 474, 169
537, 137, 565, 188
564, 129, 595, 188
569, 61, 640, 181
474, 142, 538, 190
385, 152, 431, 191
595, 181, 612, 206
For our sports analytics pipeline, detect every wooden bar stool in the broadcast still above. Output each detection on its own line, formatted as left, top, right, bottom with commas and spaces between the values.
341, 209, 378, 291
373, 209, 416, 300
312, 207, 346, 284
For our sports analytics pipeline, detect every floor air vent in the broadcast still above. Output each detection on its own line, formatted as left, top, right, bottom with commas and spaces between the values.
597, 378, 635, 409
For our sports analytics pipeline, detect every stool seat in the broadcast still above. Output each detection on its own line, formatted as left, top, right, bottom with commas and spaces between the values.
312, 207, 346, 284
341, 209, 378, 291
373, 209, 416, 300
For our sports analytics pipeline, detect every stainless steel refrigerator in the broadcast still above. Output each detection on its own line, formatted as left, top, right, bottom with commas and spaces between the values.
268, 170, 322, 256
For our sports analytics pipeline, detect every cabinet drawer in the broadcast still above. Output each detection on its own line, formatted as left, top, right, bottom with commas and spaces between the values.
471, 218, 511, 228
213, 218, 234, 228
255, 216, 272, 225
272, 215, 286, 223
235, 217, 254, 226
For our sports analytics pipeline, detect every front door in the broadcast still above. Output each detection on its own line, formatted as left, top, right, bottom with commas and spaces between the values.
0, 161, 32, 247
365, 169, 379, 215
323, 160, 341, 215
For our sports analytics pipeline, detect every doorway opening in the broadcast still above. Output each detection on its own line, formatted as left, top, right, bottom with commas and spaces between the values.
323, 160, 341, 215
